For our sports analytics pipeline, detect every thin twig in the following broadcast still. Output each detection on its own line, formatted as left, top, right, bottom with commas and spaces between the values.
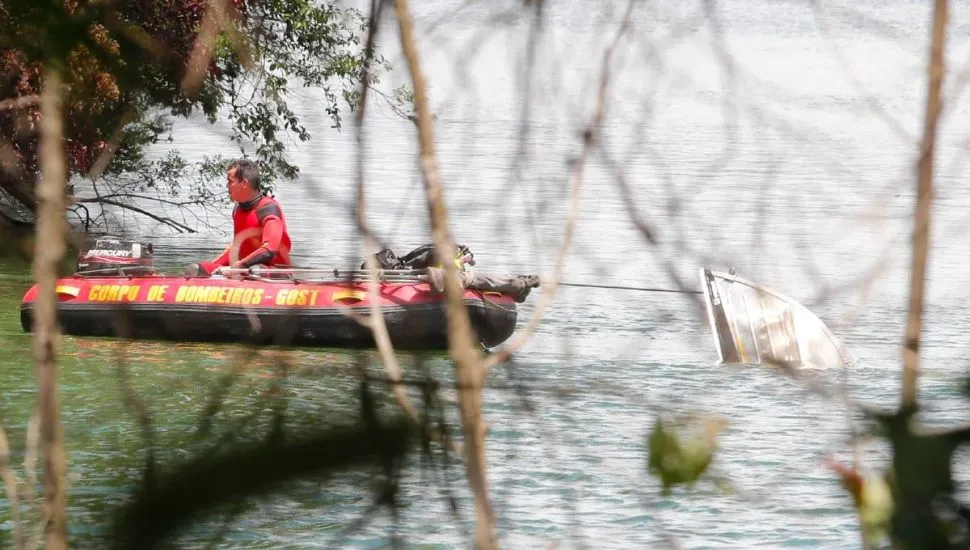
23, 409, 40, 503
485, 0, 638, 374
0, 426, 23, 550
355, 0, 423, 438
112, 329, 158, 494
181, 0, 252, 98
392, 0, 495, 546
84, 107, 139, 182
809, 0, 915, 145
80, 197, 197, 232
597, 146, 705, 318
901, 0, 948, 410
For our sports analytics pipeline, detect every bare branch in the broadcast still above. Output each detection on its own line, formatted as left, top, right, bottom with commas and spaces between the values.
0, 426, 23, 550
902, 0, 948, 410
84, 107, 139, 182
392, 0, 495, 545
484, 0, 637, 374
79, 197, 198, 233
76, 193, 210, 209
354, 0, 427, 443
809, 0, 916, 144
182, 0, 252, 98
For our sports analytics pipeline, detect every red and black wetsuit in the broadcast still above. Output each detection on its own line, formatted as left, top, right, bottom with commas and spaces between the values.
210, 193, 292, 270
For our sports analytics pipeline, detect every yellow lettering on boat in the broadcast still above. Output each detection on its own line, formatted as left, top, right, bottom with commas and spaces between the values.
207, 287, 222, 303
173, 285, 264, 305
275, 289, 320, 306
146, 285, 168, 301
87, 284, 140, 302
175, 285, 189, 302
227, 288, 243, 304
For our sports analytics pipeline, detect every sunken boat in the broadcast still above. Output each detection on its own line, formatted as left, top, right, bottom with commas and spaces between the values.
698, 268, 853, 369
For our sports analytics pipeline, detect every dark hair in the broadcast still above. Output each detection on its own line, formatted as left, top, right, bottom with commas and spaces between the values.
228, 159, 262, 191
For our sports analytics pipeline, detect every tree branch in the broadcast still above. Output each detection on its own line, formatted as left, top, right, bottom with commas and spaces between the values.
0, 427, 23, 550
76, 193, 210, 208
902, 0, 948, 410
484, 0, 638, 374
33, 66, 69, 550
79, 197, 198, 233
353, 0, 428, 443
392, 0, 495, 546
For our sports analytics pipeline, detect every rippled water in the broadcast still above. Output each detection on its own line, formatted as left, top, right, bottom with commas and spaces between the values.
5, 0, 970, 547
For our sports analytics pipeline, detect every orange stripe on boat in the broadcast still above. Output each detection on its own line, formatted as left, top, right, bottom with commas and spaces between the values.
332, 290, 366, 302
55, 285, 80, 297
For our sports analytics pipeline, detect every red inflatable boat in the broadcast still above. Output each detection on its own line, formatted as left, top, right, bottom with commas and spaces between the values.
19, 238, 519, 350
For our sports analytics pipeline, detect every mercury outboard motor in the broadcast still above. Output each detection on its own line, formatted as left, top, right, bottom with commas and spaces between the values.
76, 236, 155, 277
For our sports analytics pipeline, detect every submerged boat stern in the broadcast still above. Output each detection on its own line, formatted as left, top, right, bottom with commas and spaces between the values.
698, 268, 852, 370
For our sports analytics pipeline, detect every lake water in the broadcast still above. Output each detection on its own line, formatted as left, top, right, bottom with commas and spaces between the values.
6, 0, 970, 547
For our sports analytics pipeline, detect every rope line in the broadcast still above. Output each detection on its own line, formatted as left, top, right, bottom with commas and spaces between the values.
556, 282, 702, 295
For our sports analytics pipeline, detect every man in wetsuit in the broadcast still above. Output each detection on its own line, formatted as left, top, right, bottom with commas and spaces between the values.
185, 159, 292, 277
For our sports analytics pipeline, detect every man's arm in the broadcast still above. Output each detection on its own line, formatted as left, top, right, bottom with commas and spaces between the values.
188, 245, 231, 276
211, 246, 232, 267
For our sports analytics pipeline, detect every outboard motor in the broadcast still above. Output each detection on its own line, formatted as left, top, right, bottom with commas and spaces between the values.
76, 236, 155, 277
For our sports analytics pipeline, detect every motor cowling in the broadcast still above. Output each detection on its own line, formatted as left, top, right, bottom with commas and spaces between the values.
76, 236, 155, 277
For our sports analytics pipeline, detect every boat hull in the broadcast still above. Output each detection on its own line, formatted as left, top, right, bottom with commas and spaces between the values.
698, 268, 852, 369
20, 276, 518, 350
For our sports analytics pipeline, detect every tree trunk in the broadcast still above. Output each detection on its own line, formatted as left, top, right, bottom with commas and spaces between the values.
33, 67, 69, 550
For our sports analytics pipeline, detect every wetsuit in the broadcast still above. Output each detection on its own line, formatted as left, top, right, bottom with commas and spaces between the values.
206, 193, 292, 272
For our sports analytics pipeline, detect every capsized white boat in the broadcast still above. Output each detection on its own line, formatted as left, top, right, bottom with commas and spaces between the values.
698, 268, 853, 369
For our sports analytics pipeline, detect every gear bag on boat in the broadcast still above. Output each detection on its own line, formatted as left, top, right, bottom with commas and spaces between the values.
361, 243, 476, 271
362, 243, 540, 303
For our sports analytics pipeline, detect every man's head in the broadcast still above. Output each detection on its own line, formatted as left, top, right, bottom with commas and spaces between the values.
226, 159, 261, 203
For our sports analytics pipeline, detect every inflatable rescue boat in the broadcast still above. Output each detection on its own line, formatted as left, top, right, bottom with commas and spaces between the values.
19, 238, 520, 350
